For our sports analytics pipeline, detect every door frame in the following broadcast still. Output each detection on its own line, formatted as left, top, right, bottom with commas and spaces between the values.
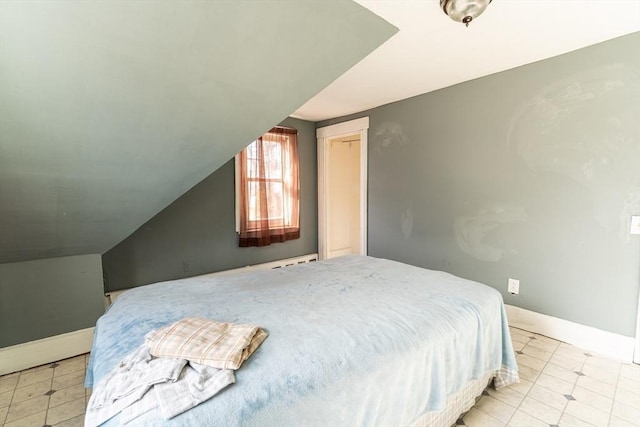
316, 117, 369, 260
635, 289, 640, 364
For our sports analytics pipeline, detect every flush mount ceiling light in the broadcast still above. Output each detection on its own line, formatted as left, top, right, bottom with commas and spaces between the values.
440, 0, 492, 27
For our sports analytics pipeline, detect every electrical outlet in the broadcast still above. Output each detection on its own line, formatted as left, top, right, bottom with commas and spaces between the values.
183, 261, 190, 272
508, 278, 520, 295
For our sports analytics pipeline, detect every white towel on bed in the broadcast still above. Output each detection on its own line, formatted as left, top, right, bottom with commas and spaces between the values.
85, 345, 235, 426
85, 345, 186, 426
120, 361, 235, 423
154, 362, 235, 420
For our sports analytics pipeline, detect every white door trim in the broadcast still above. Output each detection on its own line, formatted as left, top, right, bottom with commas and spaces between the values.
317, 117, 369, 261
635, 287, 640, 363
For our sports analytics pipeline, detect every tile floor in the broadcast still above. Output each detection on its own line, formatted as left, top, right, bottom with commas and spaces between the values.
460, 327, 640, 427
0, 354, 89, 427
0, 328, 638, 427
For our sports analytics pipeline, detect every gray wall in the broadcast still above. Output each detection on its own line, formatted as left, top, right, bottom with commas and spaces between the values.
318, 33, 640, 337
0, 0, 395, 264
102, 117, 317, 291
0, 254, 104, 347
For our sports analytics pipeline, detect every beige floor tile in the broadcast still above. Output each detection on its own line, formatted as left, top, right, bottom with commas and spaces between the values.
555, 347, 589, 364
517, 365, 540, 383
519, 396, 561, 424
559, 412, 597, 427
0, 389, 14, 408
509, 327, 531, 337
517, 354, 546, 371
542, 362, 579, 384
488, 386, 526, 408
583, 355, 622, 372
54, 356, 86, 377
513, 341, 526, 352
527, 383, 568, 411
577, 375, 617, 399
507, 379, 533, 395
531, 334, 559, 344
511, 334, 530, 345
12, 379, 52, 404
0, 406, 9, 425
564, 400, 610, 427
16, 367, 53, 389
0, 373, 20, 394
52, 371, 84, 390
526, 338, 559, 352
3, 409, 46, 427
572, 385, 613, 414
474, 395, 516, 422
50, 383, 86, 408
608, 415, 640, 427
46, 396, 86, 425
618, 376, 640, 395
18, 365, 50, 373
4, 395, 49, 424
615, 386, 640, 408
619, 363, 640, 382
54, 413, 85, 427
582, 364, 619, 386
521, 345, 553, 362
507, 410, 549, 427
549, 353, 585, 372
612, 400, 640, 424
463, 407, 506, 427
534, 372, 574, 395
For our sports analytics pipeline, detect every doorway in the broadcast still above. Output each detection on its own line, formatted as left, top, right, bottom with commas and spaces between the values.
316, 117, 369, 260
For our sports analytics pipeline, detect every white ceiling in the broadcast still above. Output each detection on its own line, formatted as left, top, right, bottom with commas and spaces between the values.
293, 0, 640, 122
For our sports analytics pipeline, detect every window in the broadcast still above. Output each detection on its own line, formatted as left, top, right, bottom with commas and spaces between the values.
235, 127, 299, 247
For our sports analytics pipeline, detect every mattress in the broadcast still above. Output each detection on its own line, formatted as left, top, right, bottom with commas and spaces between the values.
86, 255, 518, 426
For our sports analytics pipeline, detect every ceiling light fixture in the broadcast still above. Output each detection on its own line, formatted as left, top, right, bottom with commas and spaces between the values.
440, 0, 492, 27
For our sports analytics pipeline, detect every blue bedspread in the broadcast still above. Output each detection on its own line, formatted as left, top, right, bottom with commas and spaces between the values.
86, 255, 518, 426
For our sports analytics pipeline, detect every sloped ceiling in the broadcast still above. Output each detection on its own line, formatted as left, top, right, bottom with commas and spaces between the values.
294, 0, 640, 121
0, 1, 397, 263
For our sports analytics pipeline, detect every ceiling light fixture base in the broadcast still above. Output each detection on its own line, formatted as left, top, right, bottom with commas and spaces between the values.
440, 0, 492, 27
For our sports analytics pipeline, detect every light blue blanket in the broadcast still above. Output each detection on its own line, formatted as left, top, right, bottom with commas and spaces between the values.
86, 255, 518, 426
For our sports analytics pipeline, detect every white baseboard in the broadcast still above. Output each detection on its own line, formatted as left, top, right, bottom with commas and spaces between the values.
505, 304, 636, 363
0, 327, 94, 375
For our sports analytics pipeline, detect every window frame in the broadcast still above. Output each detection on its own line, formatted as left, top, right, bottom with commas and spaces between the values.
235, 128, 297, 234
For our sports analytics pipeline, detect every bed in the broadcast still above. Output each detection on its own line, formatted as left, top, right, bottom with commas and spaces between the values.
86, 255, 519, 426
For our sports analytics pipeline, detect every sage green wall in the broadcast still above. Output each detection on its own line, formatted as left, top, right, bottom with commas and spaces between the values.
102, 118, 317, 291
318, 33, 640, 337
0, 254, 104, 347
0, 0, 395, 264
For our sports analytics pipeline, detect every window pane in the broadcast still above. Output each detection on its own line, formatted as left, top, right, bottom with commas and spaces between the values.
267, 181, 283, 220
262, 139, 283, 179
246, 141, 259, 179
247, 181, 260, 221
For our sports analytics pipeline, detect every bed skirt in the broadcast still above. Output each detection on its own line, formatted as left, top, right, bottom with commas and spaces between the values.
409, 371, 494, 427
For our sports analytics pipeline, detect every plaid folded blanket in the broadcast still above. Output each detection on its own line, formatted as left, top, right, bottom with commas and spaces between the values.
146, 317, 268, 370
